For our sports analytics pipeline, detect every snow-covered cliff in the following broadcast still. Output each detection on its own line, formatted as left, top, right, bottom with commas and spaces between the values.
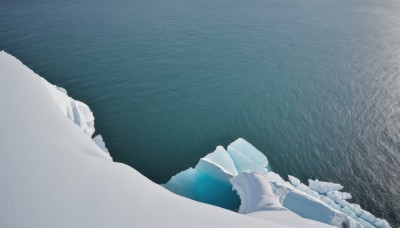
0, 52, 388, 227
0, 51, 335, 227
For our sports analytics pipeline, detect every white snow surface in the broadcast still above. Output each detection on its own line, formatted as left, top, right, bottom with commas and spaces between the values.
40, 77, 96, 137
38, 69, 111, 157
0, 51, 339, 228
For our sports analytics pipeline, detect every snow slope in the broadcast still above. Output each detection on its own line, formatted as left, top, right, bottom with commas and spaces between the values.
0, 51, 333, 227
39, 71, 111, 156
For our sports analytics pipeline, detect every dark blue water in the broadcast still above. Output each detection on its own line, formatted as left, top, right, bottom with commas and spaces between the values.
1, 0, 399, 225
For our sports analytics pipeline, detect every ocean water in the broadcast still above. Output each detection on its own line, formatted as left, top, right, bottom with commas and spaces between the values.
1, 0, 399, 225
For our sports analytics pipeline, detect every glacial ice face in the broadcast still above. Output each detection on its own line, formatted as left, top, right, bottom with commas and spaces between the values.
163, 146, 241, 209
204, 146, 238, 176
165, 138, 391, 228
227, 138, 269, 173
163, 165, 240, 209
163, 139, 270, 210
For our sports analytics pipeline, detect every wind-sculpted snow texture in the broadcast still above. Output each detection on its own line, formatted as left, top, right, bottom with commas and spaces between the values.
165, 139, 391, 228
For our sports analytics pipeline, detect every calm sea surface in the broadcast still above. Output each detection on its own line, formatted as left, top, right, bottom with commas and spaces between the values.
1, 0, 399, 225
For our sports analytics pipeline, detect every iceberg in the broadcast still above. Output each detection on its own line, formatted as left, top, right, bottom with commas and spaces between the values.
227, 138, 269, 173
163, 146, 240, 209
163, 138, 270, 210
204, 146, 238, 175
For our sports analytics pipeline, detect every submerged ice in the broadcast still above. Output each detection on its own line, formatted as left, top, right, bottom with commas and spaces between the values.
164, 139, 391, 228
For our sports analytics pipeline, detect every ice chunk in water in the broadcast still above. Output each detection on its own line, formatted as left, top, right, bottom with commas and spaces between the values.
308, 179, 343, 194
227, 147, 268, 173
227, 138, 269, 171
327, 190, 352, 203
288, 175, 301, 186
203, 146, 238, 175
